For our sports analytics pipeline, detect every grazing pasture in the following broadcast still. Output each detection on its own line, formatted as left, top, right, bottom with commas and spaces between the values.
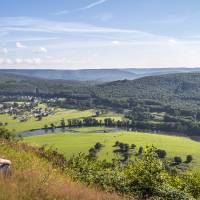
24, 130, 200, 171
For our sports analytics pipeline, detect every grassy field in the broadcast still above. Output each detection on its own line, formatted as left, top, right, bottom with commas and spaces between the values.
71, 127, 116, 133
0, 109, 95, 133
0, 107, 123, 133
95, 111, 123, 121
24, 130, 200, 170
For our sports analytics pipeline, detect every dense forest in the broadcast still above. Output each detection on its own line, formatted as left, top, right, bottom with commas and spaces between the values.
1, 72, 200, 137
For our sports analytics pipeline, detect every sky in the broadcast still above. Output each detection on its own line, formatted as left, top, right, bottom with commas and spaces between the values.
1, 0, 200, 69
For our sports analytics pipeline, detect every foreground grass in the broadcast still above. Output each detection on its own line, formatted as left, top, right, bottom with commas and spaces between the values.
24, 131, 200, 171
0, 140, 127, 200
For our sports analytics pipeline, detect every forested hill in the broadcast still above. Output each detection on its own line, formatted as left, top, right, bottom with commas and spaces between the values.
0, 73, 91, 96
2, 72, 200, 106
2, 72, 200, 135
94, 73, 200, 102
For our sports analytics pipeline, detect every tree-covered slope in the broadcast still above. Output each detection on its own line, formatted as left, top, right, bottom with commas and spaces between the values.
2, 72, 200, 98
2, 72, 200, 111
95, 73, 200, 101
0, 73, 91, 96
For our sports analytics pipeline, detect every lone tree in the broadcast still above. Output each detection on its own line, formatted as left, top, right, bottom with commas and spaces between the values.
138, 146, 143, 155
186, 155, 193, 163
50, 123, 55, 129
130, 144, 136, 149
174, 156, 182, 165
94, 142, 103, 151
114, 141, 120, 147
155, 149, 167, 159
60, 119, 65, 127
88, 147, 97, 160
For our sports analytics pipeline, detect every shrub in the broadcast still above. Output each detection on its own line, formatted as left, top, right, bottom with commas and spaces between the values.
180, 172, 200, 199
185, 155, 193, 163
125, 146, 169, 197
130, 144, 136, 149
155, 149, 167, 159
138, 146, 143, 155
152, 186, 194, 200
174, 156, 182, 165
88, 147, 97, 156
114, 141, 120, 146
0, 128, 15, 140
94, 142, 103, 151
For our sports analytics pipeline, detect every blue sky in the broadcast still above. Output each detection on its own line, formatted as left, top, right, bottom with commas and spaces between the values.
1, 0, 200, 69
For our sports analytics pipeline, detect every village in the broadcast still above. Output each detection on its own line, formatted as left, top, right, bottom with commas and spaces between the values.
0, 95, 56, 123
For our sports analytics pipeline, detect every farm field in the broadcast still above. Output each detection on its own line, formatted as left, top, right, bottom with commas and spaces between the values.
0, 107, 123, 133
71, 127, 116, 133
95, 111, 123, 121
0, 109, 96, 133
24, 130, 200, 171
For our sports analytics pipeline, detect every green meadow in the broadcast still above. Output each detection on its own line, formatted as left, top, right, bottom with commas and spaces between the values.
24, 130, 200, 171
0, 109, 95, 133
0, 107, 123, 133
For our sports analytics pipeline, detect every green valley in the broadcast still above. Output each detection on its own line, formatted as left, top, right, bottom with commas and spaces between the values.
24, 130, 200, 170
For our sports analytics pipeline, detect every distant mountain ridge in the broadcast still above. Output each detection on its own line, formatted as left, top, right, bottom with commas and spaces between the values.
1, 68, 200, 82
0, 69, 136, 82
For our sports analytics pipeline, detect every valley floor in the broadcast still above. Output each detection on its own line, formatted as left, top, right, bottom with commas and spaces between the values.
24, 130, 200, 171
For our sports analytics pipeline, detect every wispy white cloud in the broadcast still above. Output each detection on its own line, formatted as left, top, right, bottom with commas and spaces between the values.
0, 57, 90, 68
16, 41, 26, 48
0, 17, 171, 43
0, 17, 148, 34
111, 40, 120, 45
2, 16, 200, 69
15, 58, 41, 65
3, 37, 59, 43
33, 47, 48, 53
0, 58, 13, 65
79, 0, 108, 10
54, 0, 109, 15
168, 39, 178, 45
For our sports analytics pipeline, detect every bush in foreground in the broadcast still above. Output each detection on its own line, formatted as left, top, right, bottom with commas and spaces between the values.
66, 146, 198, 199
0, 128, 15, 140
